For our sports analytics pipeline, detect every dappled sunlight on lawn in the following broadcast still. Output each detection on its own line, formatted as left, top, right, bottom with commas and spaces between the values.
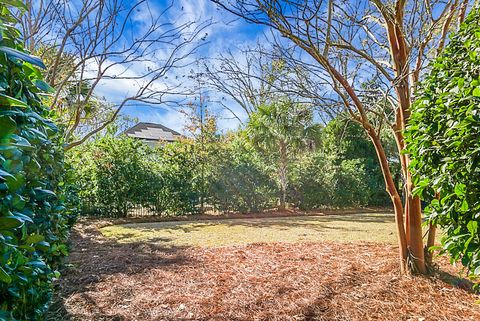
100, 213, 398, 247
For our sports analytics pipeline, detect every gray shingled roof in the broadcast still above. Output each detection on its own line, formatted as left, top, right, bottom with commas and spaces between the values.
124, 122, 182, 142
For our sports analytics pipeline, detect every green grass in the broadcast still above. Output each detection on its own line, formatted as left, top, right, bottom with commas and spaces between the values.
100, 213, 399, 247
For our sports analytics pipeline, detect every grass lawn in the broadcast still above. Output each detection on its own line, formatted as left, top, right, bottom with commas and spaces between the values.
100, 212, 398, 247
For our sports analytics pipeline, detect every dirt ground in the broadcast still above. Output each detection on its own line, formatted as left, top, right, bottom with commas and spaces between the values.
47, 218, 480, 321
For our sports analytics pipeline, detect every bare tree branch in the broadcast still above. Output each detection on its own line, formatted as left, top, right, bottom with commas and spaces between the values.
22, 0, 211, 148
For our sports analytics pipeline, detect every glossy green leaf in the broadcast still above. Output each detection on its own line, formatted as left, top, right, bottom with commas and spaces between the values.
0, 0, 27, 10
0, 94, 28, 108
0, 46, 46, 69
473, 87, 480, 97
0, 116, 16, 137
0, 266, 12, 284
467, 221, 478, 234
0, 216, 23, 229
33, 79, 54, 93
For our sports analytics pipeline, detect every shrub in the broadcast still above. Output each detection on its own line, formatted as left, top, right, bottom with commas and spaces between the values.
70, 134, 199, 217
148, 141, 199, 215
406, 8, 480, 280
208, 134, 277, 213
289, 118, 392, 209
0, 2, 74, 319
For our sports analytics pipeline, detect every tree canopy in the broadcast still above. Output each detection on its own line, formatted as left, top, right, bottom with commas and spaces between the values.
247, 99, 318, 209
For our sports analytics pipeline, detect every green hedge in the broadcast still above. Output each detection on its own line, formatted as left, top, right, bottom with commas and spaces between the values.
69, 134, 199, 217
289, 119, 393, 209
406, 8, 480, 280
72, 120, 393, 216
0, 2, 74, 319
208, 135, 277, 213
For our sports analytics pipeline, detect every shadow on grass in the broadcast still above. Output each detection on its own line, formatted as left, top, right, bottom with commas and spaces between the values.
45, 224, 196, 321
120, 213, 396, 236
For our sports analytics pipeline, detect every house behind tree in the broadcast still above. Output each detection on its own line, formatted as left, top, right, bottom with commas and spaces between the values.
124, 122, 183, 147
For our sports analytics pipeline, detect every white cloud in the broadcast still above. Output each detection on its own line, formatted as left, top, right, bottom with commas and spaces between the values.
122, 104, 187, 133
82, 0, 267, 132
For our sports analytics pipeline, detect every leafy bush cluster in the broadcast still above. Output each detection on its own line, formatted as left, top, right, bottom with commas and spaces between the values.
406, 8, 480, 279
69, 133, 199, 217
289, 119, 393, 209
0, 2, 75, 319
207, 134, 277, 213
71, 116, 392, 217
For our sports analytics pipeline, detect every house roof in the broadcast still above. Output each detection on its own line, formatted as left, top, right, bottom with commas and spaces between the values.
124, 122, 182, 142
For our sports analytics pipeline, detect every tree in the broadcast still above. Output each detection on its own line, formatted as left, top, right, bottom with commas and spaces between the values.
289, 116, 397, 209
212, 0, 473, 274
181, 91, 219, 214
247, 99, 317, 210
405, 7, 480, 280
203, 45, 307, 121
21, 0, 210, 149
320, 117, 396, 205
202, 44, 336, 125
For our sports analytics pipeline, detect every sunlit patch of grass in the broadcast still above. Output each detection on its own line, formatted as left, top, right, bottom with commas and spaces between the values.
100, 213, 400, 247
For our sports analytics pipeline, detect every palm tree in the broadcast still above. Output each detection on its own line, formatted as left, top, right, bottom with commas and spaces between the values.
247, 99, 317, 210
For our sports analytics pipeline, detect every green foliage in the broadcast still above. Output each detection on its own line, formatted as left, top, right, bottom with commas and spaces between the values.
149, 142, 199, 216
69, 133, 198, 217
71, 116, 394, 217
290, 118, 392, 209
0, 2, 74, 319
247, 99, 319, 208
405, 8, 480, 280
247, 100, 317, 154
208, 133, 277, 213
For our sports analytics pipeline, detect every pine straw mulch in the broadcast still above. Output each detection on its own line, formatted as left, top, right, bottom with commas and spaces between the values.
46, 221, 480, 321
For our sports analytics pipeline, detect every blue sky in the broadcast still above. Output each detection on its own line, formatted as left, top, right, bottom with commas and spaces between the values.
97, 0, 267, 134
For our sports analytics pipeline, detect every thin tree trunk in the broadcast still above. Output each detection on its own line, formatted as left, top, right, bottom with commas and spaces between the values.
407, 194, 427, 273
278, 140, 288, 211
425, 193, 440, 266
426, 223, 436, 266
385, 11, 427, 274
368, 129, 408, 273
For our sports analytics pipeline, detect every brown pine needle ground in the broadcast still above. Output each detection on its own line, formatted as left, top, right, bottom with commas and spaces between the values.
47, 214, 480, 321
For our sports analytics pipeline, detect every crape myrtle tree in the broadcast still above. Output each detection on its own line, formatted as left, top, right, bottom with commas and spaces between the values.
212, 0, 473, 274
405, 7, 480, 279
21, 0, 210, 149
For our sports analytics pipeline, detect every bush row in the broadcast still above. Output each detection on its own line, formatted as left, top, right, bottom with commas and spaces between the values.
71, 118, 393, 217
0, 3, 75, 319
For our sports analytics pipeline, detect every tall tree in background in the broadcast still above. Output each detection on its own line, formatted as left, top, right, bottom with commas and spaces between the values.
213, 0, 473, 274
247, 99, 317, 210
203, 46, 334, 123
22, 0, 210, 149
182, 92, 218, 214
